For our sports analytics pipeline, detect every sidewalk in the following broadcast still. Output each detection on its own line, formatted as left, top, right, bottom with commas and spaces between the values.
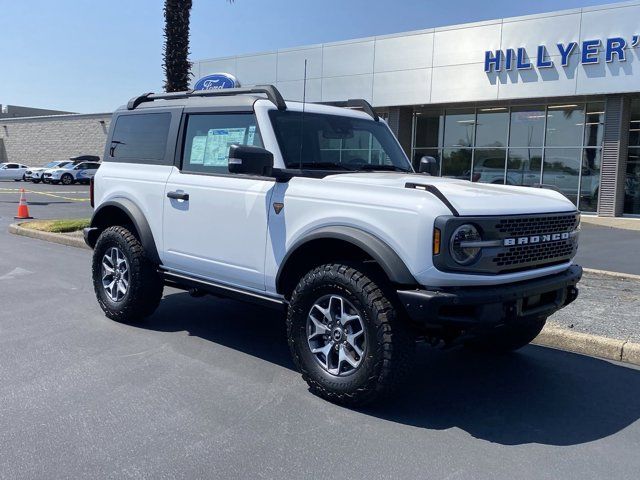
549, 270, 640, 343
581, 215, 640, 231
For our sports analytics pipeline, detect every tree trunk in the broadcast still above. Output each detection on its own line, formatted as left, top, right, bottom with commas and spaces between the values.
163, 0, 193, 92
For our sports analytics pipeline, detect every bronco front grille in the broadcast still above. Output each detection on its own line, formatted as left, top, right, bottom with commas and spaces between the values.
433, 211, 580, 275
493, 239, 577, 272
495, 213, 579, 237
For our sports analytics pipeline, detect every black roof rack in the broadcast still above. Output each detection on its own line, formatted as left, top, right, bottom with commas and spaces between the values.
126, 85, 287, 111
346, 99, 379, 121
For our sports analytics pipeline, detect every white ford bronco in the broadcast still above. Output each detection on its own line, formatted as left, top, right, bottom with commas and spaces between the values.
85, 86, 582, 405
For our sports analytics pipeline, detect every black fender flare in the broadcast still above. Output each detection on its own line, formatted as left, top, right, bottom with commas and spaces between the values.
276, 226, 417, 292
88, 198, 161, 265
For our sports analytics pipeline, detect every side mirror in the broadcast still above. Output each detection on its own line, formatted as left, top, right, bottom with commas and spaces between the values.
228, 144, 273, 177
418, 156, 438, 175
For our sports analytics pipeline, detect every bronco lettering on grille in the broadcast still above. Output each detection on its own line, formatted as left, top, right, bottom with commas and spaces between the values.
503, 232, 570, 246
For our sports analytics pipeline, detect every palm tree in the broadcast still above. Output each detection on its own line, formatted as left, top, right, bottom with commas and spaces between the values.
163, 0, 234, 92
163, 0, 193, 92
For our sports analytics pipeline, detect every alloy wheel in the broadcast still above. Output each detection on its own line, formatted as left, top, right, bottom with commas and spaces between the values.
306, 294, 367, 376
101, 247, 130, 302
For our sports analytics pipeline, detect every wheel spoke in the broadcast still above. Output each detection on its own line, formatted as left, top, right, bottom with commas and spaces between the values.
328, 295, 344, 322
338, 344, 359, 369
340, 313, 360, 326
102, 261, 114, 275
308, 314, 330, 340
346, 331, 364, 357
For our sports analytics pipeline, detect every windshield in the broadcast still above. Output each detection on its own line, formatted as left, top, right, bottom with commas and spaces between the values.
269, 110, 412, 172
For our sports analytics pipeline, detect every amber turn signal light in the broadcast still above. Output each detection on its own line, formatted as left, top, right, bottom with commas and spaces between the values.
433, 228, 441, 255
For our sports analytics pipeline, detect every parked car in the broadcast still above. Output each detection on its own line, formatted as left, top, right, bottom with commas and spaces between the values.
0, 162, 30, 181
43, 161, 101, 185
84, 86, 582, 406
25, 161, 73, 183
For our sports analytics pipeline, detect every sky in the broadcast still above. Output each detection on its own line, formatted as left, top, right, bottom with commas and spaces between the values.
0, 0, 615, 113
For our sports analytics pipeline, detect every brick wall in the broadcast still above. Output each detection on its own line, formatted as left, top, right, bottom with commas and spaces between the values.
0, 113, 111, 166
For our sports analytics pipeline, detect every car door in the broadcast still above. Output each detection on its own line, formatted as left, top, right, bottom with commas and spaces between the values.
162, 110, 274, 291
0, 163, 20, 180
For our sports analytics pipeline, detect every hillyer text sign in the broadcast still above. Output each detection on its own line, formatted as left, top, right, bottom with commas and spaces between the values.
484, 35, 640, 73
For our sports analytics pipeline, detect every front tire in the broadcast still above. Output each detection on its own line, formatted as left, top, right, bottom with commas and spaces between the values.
61, 173, 74, 185
464, 317, 547, 353
287, 264, 415, 406
92, 226, 163, 323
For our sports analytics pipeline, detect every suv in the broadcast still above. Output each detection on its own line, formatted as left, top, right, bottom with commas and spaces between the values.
26, 160, 73, 183
44, 161, 101, 185
84, 86, 582, 406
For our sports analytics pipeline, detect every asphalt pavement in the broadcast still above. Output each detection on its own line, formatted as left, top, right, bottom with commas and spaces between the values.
575, 223, 640, 276
1, 181, 640, 478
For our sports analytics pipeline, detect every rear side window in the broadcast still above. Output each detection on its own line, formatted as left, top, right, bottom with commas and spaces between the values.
109, 113, 171, 164
181, 113, 263, 175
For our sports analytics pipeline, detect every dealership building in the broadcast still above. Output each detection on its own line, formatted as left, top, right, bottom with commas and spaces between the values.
193, 0, 640, 217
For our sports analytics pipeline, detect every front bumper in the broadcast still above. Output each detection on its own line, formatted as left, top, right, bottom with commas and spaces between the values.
398, 265, 582, 328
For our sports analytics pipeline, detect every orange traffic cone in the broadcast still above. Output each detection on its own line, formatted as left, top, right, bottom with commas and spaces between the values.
14, 188, 33, 219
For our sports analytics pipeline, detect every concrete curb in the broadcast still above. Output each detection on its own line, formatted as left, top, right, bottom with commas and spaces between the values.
8, 223, 90, 250
533, 325, 640, 366
583, 267, 640, 281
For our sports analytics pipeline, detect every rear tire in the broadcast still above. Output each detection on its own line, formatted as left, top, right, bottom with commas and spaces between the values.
464, 317, 547, 353
92, 226, 163, 323
287, 263, 415, 406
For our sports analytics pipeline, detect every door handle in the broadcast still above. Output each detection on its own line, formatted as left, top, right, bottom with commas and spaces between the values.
167, 191, 189, 201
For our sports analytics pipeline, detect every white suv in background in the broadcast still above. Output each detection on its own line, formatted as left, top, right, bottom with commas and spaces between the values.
83, 86, 582, 406
44, 161, 101, 185
26, 160, 73, 183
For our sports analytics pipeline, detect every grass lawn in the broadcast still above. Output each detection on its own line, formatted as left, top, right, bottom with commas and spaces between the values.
21, 218, 90, 233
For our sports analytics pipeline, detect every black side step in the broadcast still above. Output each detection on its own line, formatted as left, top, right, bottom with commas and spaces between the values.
161, 270, 286, 310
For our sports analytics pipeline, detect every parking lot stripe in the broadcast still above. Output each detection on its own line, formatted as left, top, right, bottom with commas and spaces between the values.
0, 188, 89, 202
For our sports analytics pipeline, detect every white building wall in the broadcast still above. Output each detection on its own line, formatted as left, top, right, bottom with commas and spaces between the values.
193, 1, 640, 107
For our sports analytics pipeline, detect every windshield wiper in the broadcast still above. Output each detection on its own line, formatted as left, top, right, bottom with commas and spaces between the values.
298, 162, 355, 171
356, 164, 411, 172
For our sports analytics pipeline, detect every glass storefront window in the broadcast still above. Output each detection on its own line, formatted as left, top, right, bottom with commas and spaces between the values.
414, 111, 443, 148
546, 104, 585, 147
584, 102, 605, 147
443, 109, 475, 147
442, 148, 471, 179
472, 149, 506, 183
624, 147, 640, 215
412, 148, 440, 173
580, 148, 601, 212
412, 102, 604, 210
509, 106, 545, 147
629, 99, 640, 147
542, 148, 582, 205
507, 148, 542, 186
475, 108, 509, 147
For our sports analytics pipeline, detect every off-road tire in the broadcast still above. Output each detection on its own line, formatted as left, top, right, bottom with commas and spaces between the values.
287, 264, 415, 407
464, 317, 547, 353
92, 226, 163, 323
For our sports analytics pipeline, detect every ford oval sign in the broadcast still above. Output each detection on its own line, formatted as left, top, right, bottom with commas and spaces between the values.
193, 73, 238, 90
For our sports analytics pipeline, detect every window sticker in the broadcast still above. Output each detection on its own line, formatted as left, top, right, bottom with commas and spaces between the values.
189, 135, 207, 165
247, 125, 256, 145
203, 127, 247, 166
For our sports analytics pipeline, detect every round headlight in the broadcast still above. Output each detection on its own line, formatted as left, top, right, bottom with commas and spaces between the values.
450, 224, 482, 265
